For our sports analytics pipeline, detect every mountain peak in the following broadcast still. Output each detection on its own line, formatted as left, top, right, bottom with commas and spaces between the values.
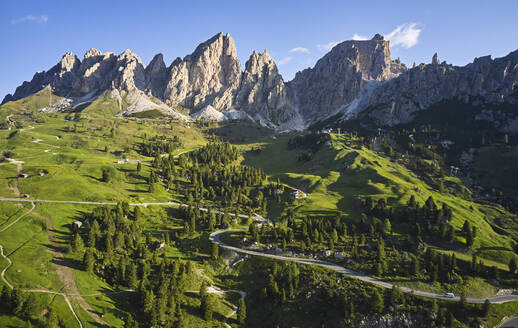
120, 49, 138, 58
371, 33, 384, 41
245, 49, 274, 74
432, 52, 440, 65
83, 48, 102, 60
163, 32, 241, 111
145, 53, 167, 98
58, 52, 80, 72
148, 53, 164, 66
4, 32, 518, 134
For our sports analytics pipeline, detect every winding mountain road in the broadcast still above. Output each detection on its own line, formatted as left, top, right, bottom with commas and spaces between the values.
209, 226, 518, 305
499, 316, 518, 328
1, 147, 518, 328
1, 196, 518, 305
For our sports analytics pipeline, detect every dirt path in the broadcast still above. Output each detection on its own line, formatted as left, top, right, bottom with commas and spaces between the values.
32, 138, 60, 148
188, 284, 246, 328
3, 158, 24, 197
0, 204, 83, 327
31, 209, 109, 327
0, 201, 34, 233
2, 196, 517, 304
5, 115, 15, 129
0, 244, 13, 288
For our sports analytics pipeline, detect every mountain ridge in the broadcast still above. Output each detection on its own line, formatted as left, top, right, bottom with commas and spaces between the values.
3, 32, 518, 131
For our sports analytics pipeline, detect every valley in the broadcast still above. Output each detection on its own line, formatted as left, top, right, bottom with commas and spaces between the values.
0, 88, 518, 328
1, 23, 518, 328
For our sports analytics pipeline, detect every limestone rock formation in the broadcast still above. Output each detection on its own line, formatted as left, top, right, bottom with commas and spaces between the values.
290, 34, 407, 122
4, 52, 81, 102
111, 50, 146, 101
74, 49, 116, 95
432, 53, 440, 65
145, 54, 167, 99
236, 50, 294, 125
357, 50, 518, 126
3, 32, 518, 131
163, 32, 242, 111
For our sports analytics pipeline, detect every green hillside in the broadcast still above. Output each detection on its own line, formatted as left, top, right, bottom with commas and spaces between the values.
1, 95, 518, 328
244, 133, 518, 265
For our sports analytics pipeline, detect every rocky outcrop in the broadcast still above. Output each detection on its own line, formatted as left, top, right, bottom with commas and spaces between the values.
357, 50, 518, 126
354, 313, 427, 328
4, 52, 81, 102
163, 32, 242, 111
290, 34, 406, 122
2, 32, 406, 128
432, 52, 440, 65
145, 54, 167, 99
3, 32, 518, 131
236, 50, 295, 125
73, 49, 116, 95
111, 50, 146, 100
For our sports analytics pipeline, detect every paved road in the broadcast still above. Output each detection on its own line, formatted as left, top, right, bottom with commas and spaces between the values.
2, 143, 518, 309
2, 144, 518, 324
500, 317, 518, 328
209, 228, 518, 305
1, 195, 517, 304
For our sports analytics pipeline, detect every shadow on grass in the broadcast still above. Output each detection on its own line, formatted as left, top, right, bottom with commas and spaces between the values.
89, 287, 136, 326
51, 255, 83, 271
6, 234, 38, 257
83, 174, 103, 182
478, 246, 513, 252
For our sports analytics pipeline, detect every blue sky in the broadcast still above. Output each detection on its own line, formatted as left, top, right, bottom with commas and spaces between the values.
1, 0, 518, 98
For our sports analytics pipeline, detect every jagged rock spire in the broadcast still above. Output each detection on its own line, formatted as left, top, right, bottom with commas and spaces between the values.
163, 32, 242, 111
432, 53, 440, 65
145, 53, 167, 98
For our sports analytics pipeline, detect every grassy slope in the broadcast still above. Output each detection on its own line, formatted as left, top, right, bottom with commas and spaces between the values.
1, 95, 518, 326
0, 94, 215, 327
244, 133, 518, 265
0, 93, 206, 203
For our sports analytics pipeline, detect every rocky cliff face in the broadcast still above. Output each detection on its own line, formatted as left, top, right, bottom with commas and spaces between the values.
236, 50, 296, 126
290, 34, 406, 123
145, 53, 167, 99
3, 52, 81, 103
163, 32, 242, 111
3, 32, 518, 131
110, 50, 147, 102
357, 50, 518, 126
73, 48, 116, 95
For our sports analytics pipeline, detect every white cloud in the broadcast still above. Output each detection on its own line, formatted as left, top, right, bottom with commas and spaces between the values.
352, 34, 368, 41
317, 41, 339, 52
277, 56, 293, 65
11, 15, 48, 25
384, 23, 421, 48
289, 47, 310, 54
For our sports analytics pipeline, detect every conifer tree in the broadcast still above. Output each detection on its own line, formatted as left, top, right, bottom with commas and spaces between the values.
237, 297, 246, 324
370, 289, 384, 314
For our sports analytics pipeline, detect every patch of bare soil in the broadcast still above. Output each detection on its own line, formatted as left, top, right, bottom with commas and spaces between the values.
32, 210, 109, 326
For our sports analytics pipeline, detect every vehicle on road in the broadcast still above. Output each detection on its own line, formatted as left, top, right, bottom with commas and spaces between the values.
444, 292, 454, 298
